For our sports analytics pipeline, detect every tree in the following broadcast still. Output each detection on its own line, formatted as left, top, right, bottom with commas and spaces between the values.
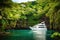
0, 0, 60, 31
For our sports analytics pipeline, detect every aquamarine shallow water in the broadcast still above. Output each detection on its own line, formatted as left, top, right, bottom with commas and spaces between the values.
1, 30, 54, 40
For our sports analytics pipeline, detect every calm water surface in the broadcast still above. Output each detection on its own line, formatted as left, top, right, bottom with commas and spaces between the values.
1, 30, 54, 40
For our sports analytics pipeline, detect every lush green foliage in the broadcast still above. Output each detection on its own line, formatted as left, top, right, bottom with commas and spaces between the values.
51, 32, 60, 40
51, 32, 60, 38
0, 0, 60, 31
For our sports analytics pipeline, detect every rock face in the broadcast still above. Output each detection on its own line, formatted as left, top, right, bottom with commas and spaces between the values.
40, 15, 50, 29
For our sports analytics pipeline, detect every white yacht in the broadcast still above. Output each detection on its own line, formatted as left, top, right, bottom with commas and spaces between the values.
30, 21, 47, 31
30, 21, 47, 40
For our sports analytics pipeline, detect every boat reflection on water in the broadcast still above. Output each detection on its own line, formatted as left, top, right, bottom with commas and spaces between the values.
30, 21, 47, 40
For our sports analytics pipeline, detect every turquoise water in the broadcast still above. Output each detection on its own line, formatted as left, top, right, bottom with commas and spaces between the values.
1, 30, 54, 40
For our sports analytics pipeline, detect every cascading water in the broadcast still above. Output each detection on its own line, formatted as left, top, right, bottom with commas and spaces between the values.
30, 21, 47, 40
